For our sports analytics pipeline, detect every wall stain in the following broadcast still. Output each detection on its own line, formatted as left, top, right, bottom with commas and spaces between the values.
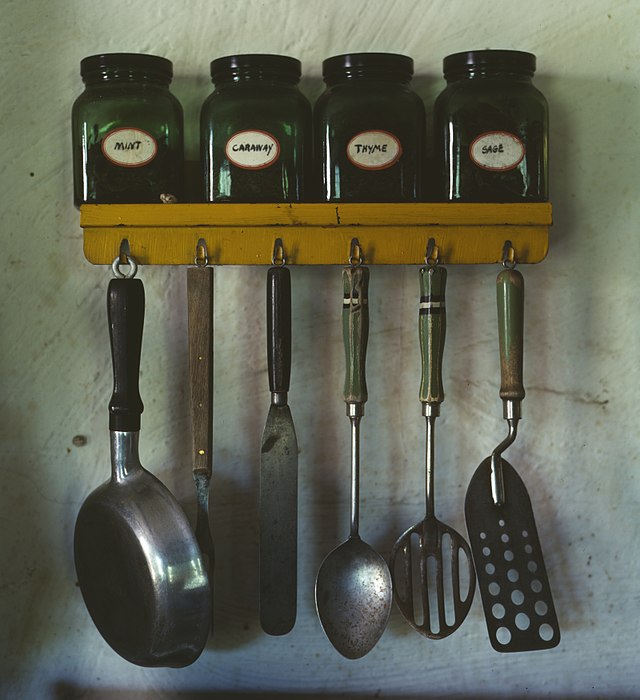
527, 385, 609, 407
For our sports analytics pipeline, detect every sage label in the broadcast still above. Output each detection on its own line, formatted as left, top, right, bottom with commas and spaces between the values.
226, 130, 280, 169
470, 131, 525, 171
347, 130, 402, 170
101, 128, 158, 167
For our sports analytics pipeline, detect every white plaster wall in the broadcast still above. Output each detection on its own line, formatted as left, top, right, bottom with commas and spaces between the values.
1, 0, 639, 697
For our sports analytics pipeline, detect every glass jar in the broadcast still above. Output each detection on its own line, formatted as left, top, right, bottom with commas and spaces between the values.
72, 53, 184, 207
315, 53, 425, 202
200, 54, 311, 202
433, 50, 548, 202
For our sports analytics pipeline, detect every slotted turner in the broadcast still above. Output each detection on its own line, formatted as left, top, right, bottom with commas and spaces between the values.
390, 265, 475, 639
465, 266, 560, 652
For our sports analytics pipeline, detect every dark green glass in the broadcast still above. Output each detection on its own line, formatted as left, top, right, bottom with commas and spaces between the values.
434, 50, 548, 202
201, 54, 311, 202
72, 53, 184, 207
315, 53, 425, 202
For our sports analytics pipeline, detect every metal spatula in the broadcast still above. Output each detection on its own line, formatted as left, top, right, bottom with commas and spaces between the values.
260, 256, 298, 635
465, 265, 560, 652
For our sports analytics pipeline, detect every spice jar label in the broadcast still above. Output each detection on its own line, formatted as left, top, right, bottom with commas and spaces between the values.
101, 128, 158, 168
470, 131, 525, 171
225, 130, 281, 170
347, 130, 402, 170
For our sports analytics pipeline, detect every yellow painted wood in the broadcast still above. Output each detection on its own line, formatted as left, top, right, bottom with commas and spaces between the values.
81, 203, 551, 265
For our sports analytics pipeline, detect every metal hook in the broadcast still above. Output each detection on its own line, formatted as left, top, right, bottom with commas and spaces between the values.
502, 240, 517, 269
112, 239, 138, 279
348, 237, 364, 267
195, 238, 209, 267
425, 238, 440, 267
272, 237, 286, 267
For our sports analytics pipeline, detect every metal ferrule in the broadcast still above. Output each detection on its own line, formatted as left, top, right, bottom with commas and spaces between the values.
110, 430, 142, 482
502, 399, 522, 421
422, 402, 441, 418
346, 402, 364, 418
271, 391, 288, 407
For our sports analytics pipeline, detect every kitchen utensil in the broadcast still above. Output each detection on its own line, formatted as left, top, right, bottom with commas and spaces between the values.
315, 263, 392, 659
260, 255, 299, 636
187, 250, 215, 628
465, 265, 560, 652
390, 264, 475, 638
74, 272, 211, 667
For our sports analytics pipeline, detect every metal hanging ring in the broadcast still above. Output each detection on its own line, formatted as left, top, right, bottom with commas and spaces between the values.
195, 238, 209, 267
502, 240, 517, 269
349, 237, 363, 267
425, 238, 440, 267
112, 253, 138, 279
272, 237, 286, 267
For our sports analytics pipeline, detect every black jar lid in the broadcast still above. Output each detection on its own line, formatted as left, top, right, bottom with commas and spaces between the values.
210, 54, 301, 83
443, 50, 536, 79
323, 52, 414, 81
81, 53, 173, 83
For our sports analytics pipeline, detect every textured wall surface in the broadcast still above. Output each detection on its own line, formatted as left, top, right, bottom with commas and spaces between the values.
1, 0, 639, 697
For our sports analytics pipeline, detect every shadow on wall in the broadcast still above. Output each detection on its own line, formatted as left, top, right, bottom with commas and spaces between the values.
53, 684, 618, 700
527, 72, 640, 637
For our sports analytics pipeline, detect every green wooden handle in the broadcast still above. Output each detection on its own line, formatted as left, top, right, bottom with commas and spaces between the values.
497, 268, 525, 403
343, 266, 369, 405
419, 266, 447, 406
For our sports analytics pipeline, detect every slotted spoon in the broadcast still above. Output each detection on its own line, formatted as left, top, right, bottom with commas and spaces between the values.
390, 264, 475, 639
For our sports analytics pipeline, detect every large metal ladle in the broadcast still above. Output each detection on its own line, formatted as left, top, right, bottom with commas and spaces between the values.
315, 264, 392, 659
74, 272, 211, 667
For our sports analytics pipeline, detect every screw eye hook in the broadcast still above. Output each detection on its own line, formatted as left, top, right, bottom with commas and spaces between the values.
425, 238, 440, 267
195, 238, 209, 267
112, 239, 138, 279
272, 238, 286, 267
502, 240, 517, 269
349, 237, 364, 267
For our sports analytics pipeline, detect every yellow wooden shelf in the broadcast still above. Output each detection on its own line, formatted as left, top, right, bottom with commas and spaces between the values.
81, 202, 551, 265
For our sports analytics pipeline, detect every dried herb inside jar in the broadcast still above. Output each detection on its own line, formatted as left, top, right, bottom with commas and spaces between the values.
315, 53, 425, 202
201, 54, 311, 203
72, 53, 184, 207
434, 50, 548, 203
85, 138, 182, 204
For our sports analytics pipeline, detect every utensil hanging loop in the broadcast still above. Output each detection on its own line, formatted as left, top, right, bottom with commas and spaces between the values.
272, 237, 286, 267
348, 238, 364, 268
112, 239, 138, 279
425, 238, 440, 267
502, 240, 517, 269
195, 238, 209, 267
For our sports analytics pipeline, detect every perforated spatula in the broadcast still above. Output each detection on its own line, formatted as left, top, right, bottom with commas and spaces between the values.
465, 266, 560, 652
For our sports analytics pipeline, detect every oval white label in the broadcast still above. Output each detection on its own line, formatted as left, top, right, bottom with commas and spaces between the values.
225, 130, 280, 169
101, 128, 157, 167
470, 131, 525, 171
347, 130, 402, 170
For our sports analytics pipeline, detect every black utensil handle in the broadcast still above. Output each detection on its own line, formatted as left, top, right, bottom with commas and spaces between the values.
343, 265, 369, 405
497, 268, 525, 403
108, 278, 145, 431
267, 265, 292, 394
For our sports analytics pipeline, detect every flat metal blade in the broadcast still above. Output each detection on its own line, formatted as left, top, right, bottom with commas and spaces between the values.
259, 403, 298, 635
465, 457, 560, 652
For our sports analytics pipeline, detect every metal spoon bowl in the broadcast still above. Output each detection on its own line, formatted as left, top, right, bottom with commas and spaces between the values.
316, 536, 392, 659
